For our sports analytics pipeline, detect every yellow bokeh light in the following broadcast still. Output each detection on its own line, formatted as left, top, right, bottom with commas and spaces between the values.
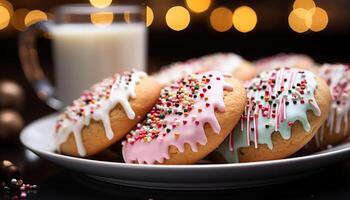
293, 7, 312, 19
90, 12, 114, 26
306, 7, 328, 32
0, 5, 10, 30
12, 8, 29, 31
288, 8, 309, 33
0, 0, 13, 16
232, 6, 257, 33
146, 6, 154, 27
185, 0, 211, 13
210, 7, 232, 32
293, 0, 316, 10
166, 6, 190, 31
25, 10, 48, 27
89, 0, 112, 8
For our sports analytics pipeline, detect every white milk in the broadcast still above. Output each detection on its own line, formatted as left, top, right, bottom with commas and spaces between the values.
50, 23, 146, 106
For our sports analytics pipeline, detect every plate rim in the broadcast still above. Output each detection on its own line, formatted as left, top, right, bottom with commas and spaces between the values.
20, 113, 350, 170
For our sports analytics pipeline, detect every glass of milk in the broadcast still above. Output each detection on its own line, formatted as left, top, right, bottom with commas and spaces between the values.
19, 4, 146, 109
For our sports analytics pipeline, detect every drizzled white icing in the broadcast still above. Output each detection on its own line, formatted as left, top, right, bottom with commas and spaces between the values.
314, 64, 350, 147
55, 70, 146, 156
218, 67, 321, 162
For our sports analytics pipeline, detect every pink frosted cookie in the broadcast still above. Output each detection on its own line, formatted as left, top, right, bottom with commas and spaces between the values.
153, 53, 254, 86
254, 53, 316, 74
305, 64, 350, 151
122, 71, 247, 164
215, 67, 331, 163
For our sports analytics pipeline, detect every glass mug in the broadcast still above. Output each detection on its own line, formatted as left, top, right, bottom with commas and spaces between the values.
19, 4, 146, 109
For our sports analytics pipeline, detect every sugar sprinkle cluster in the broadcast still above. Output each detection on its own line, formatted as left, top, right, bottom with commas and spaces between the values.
55, 70, 145, 157
230, 67, 321, 152
124, 73, 222, 145
56, 70, 137, 132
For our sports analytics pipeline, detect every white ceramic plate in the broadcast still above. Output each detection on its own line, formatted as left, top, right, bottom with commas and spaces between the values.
20, 114, 350, 190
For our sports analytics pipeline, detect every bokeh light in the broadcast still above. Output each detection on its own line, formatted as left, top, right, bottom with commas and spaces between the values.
232, 6, 257, 33
90, 12, 114, 26
24, 10, 48, 27
166, 6, 190, 31
185, 0, 211, 13
306, 7, 328, 32
293, 0, 316, 10
0, 5, 10, 30
288, 8, 309, 33
89, 0, 112, 8
0, 0, 13, 16
12, 8, 29, 31
210, 7, 232, 32
146, 6, 154, 27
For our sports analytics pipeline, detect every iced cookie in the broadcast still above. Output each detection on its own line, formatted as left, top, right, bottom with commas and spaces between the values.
153, 53, 254, 86
306, 64, 350, 151
216, 67, 331, 162
153, 61, 205, 86
196, 53, 256, 80
55, 70, 162, 157
122, 71, 247, 164
255, 53, 316, 73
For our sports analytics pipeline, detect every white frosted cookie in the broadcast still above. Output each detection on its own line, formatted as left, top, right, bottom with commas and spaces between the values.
216, 67, 331, 163
306, 64, 350, 151
196, 53, 256, 80
153, 53, 255, 86
255, 53, 315, 73
153, 61, 204, 86
55, 70, 162, 157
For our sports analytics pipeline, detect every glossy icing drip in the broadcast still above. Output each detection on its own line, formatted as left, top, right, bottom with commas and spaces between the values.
122, 71, 232, 164
154, 53, 243, 85
315, 64, 350, 147
55, 70, 146, 156
218, 67, 321, 162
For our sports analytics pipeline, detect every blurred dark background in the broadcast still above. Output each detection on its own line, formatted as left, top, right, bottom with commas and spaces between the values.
0, 0, 349, 128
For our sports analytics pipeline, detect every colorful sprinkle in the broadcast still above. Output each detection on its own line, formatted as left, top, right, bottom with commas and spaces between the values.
122, 71, 233, 164
55, 70, 146, 156
220, 67, 321, 163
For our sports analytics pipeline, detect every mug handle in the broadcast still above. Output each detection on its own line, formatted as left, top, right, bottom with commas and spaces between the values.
18, 21, 62, 110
